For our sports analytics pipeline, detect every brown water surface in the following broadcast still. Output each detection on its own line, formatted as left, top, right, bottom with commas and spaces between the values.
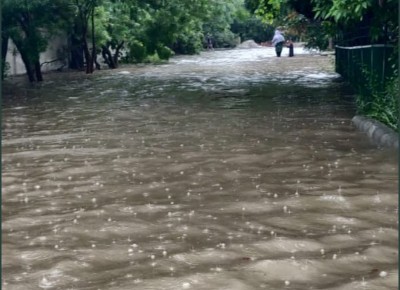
2, 47, 398, 290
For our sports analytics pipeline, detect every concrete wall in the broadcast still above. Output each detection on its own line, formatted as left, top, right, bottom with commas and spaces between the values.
5, 34, 68, 76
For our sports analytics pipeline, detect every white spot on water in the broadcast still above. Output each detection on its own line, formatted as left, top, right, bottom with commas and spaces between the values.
39, 276, 52, 289
379, 271, 388, 277
218, 243, 226, 249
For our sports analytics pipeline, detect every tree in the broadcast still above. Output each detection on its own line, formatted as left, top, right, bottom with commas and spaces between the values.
96, 0, 132, 68
312, 0, 398, 45
201, 0, 247, 48
2, 0, 66, 82
69, 0, 100, 74
2, 0, 75, 81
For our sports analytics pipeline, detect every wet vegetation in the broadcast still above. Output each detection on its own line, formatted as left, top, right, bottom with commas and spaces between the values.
2, 0, 275, 79
356, 73, 399, 131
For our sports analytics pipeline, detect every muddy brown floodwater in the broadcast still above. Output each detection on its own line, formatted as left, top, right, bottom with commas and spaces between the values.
2, 47, 398, 290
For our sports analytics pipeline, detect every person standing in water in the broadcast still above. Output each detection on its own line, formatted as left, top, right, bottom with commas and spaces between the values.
286, 39, 294, 57
206, 34, 213, 50
271, 29, 285, 57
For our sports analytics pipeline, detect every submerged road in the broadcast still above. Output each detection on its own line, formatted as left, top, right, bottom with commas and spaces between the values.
2, 46, 398, 290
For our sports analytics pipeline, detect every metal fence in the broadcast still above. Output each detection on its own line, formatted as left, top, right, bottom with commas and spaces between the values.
335, 44, 397, 95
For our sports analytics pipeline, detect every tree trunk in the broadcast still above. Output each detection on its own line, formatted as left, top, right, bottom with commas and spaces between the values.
69, 33, 84, 70
19, 49, 35, 82
113, 41, 124, 68
34, 60, 43, 81
328, 37, 333, 50
102, 45, 116, 69
90, 5, 96, 73
15, 14, 43, 82
83, 39, 92, 74
78, 7, 93, 74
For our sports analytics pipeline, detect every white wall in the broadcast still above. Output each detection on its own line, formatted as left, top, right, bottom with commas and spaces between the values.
5, 34, 68, 76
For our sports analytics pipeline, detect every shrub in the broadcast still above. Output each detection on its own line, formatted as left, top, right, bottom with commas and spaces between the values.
156, 45, 174, 60
125, 40, 147, 63
356, 72, 399, 131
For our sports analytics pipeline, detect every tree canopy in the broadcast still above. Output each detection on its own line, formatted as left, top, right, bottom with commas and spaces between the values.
250, 0, 398, 48
2, 0, 398, 82
3, 0, 265, 81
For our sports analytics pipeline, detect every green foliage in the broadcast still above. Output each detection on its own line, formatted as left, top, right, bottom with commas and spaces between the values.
302, 21, 332, 50
231, 16, 274, 43
156, 45, 174, 60
254, 0, 287, 24
311, 0, 398, 45
125, 39, 147, 63
2, 0, 72, 81
212, 30, 237, 48
174, 30, 204, 54
356, 66, 399, 131
202, 0, 247, 48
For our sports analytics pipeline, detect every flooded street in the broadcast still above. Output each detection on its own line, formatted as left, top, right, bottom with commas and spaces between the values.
2, 47, 398, 290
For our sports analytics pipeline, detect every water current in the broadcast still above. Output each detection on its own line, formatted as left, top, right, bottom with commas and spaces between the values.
2, 47, 398, 290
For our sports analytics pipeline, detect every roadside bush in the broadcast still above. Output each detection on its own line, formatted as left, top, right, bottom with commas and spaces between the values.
356, 72, 399, 131
125, 40, 147, 63
173, 30, 203, 55
212, 30, 237, 48
156, 45, 174, 60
